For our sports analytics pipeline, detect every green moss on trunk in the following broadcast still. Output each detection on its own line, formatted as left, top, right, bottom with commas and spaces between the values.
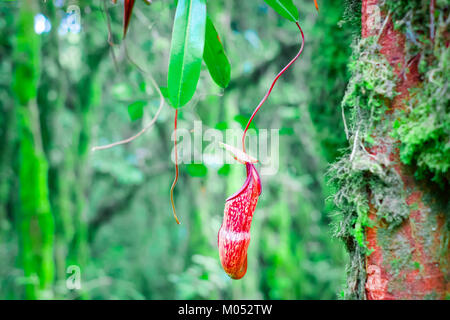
330, 0, 449, 299
13, 0, 55, 299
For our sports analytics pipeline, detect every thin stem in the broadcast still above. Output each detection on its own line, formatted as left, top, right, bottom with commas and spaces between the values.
341, 102, 349, 140
170, 110, 181, 224
102, 0, 119, 72
91, 106, 163, 151
314, 0, 319, 12
91, 42, 165, 152
350, 124, 360, 162
430, 0, 435, 44
241, 21, 305, 153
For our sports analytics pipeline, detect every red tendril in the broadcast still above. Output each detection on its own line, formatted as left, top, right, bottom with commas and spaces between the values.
170, 110, 181, 224
241, 22, 305, 153
314, 0, 319, 12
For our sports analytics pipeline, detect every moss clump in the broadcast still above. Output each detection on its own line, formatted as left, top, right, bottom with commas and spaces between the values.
341, 0, 362, 35
380, 1, 432, 56
332, 35, 406, 244
329, 147, 410, 299
329, 35, 409, 299
392, 28, 449, 186
380, 1, 448, 52
378, 0, 449, 186
332, 0, 449, 301
329, 151, 410, 244
342, 36, 398, 142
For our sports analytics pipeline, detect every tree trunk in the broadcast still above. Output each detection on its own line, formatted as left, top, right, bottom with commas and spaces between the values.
361, 0, 448, 300
13, 0, 55, 299
332, 0, 449, 299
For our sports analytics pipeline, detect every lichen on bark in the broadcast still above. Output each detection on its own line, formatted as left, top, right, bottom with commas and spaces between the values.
386, 0, 450, 186
330, 0, 449, 300
328, 34, 409, 299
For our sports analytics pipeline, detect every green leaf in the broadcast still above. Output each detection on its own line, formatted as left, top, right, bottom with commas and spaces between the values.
138, 81, 146, 93
279, 127, 294, 135
215, 121, 228, 131
160, 86, 169, 99
128, 101, 146, 121
167, 0, 206, 109
160, 86, 178, 108
264, 0, 299, 22
203, 16, 231, 88
159, 86, 173, 107
217, 164, 230, 176
365, 134, 375, 145
186, 164, 208, 177
234, 115, 257, 131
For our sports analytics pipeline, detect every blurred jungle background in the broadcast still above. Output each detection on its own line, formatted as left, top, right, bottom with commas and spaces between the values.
0, 0, 360, 299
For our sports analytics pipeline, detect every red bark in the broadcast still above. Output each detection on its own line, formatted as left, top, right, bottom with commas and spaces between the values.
361, 0, 448, 300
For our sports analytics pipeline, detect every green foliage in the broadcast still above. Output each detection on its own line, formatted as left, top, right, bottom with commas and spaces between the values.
167, 0, 206, 108
393, 48, 449, 184
329, 150, 409, 243
330, 0, 449, 300
93, 153, 144, 185
18, 108, 55, 300
186, 164, 208, 177
388, 1, 450, 185
217, 164, 230, 176
380, 0, 443, 58
127, 100, 146, 121
203, 16, 231, 88
342, 0, 362, 35
328, 150, 410, 299
234, 114, 257, 131
0, 0, 357, 300
169, 255, 228, 299
307, 0, 354, 162
329, 34, 409, 300
264, 0, 299, 22
342, 36, 397, 137
13, 0, 55, 299
12, 0, 39, 104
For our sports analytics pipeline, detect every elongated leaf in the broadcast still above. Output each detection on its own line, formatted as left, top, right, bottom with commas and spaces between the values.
167, 0, 206, 109
159, 86, 174, 107
264, 0, 299, 22
159, 86, 168, 97
218, 164, 230, 176
203, 16, 231, 88
123, 0, 136, 38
